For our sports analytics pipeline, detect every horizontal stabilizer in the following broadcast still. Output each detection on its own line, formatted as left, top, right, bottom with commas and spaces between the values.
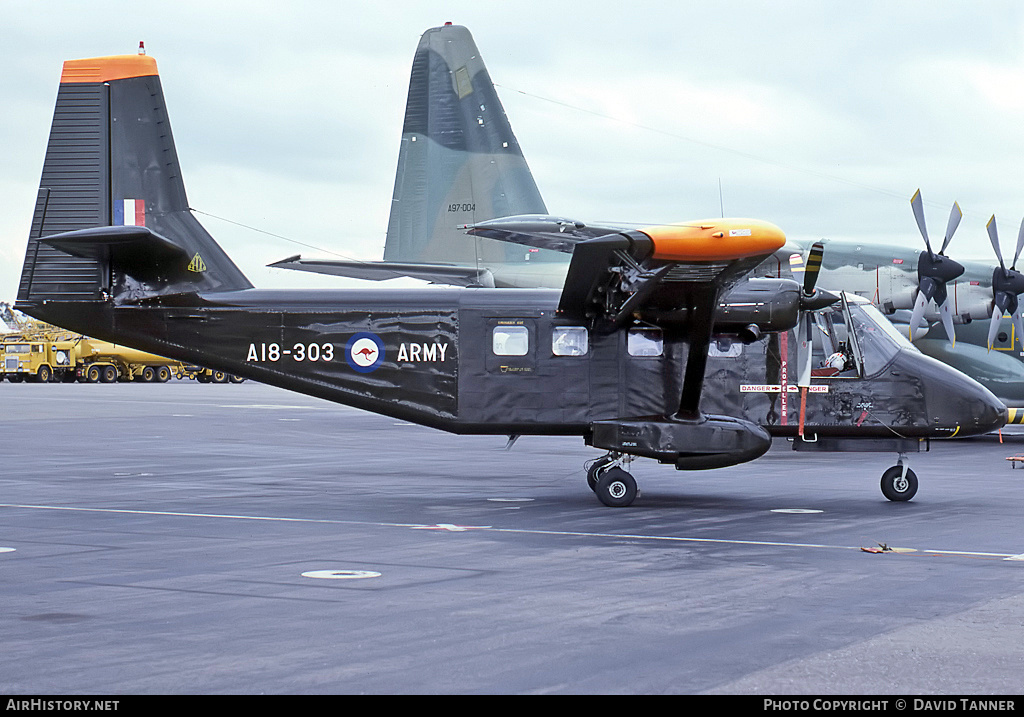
41, 225, 197, 285
268, 256, 495, 287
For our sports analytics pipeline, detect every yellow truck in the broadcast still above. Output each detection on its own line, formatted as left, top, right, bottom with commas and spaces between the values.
1, 321, 243, 384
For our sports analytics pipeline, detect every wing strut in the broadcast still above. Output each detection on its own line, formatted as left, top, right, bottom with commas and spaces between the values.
676, 286, 716, 419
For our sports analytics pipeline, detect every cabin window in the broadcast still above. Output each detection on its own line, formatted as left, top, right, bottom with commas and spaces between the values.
492, 326, 529, 356
627, 328, 663, 357
552, 327, 588, 356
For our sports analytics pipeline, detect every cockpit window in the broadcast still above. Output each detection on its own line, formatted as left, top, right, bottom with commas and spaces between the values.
856, 301, 919, 352
845, 301, 904, 377
808, 297, 909, 379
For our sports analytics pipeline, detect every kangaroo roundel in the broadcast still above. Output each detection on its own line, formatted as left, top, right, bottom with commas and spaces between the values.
346, 332, 385, 373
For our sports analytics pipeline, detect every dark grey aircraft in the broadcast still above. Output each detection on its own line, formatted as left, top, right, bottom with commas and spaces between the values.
272, 24, 1024, 419
15, 48, 1005, 507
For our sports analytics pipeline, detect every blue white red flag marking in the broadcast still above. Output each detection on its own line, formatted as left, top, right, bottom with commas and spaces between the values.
114, 199, 145, 226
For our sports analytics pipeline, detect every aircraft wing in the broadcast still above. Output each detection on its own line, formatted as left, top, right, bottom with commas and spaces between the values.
534, 217, 788, 418
461, 215, 621, 253
267, 256, 495, 287
507, 219, 789, 324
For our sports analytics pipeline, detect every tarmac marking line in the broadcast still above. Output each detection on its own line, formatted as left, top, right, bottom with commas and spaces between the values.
1, 503, 1021, 560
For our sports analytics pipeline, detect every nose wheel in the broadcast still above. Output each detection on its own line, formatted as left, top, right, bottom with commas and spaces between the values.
586, 453, 639, 507
880, 456, 918, 501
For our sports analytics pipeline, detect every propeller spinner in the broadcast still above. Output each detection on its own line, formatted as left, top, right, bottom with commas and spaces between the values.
908, 189, 964, 344
985, 215, 1024, 351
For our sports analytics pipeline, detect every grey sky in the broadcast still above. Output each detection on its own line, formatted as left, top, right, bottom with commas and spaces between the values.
4, 1, 1024, 300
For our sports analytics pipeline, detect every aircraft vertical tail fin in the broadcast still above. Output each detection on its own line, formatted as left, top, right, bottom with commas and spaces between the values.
384, 23, 555, 268
18, 53, 251, 306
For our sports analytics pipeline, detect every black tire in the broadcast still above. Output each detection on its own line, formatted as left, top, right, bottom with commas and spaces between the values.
586, 456, 615, 492
211, 371, 228, 383
37, 365, 51, 383
101, 366, 117, 383
229, 375, 245, 383
595, 467, 638, 507
881, 466, 918, 502
87, 366, 101, 383
156, 366, 171, 382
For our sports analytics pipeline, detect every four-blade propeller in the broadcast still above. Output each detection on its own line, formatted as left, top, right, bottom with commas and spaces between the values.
985, 215, 1024, 351
908, 189, 964, 345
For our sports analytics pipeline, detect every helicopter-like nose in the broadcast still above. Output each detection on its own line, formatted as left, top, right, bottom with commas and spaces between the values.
904, 351, 1007, 436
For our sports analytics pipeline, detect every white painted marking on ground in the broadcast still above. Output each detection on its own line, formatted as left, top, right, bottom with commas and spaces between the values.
302, 570, 381, 580
771, 508, 823, 514
0, 503, 1020, 561
923, 549, 1024, 558
0, 547, 15, 553
487, 498, 535, 503
1004, 554, 1024, 561
217, 404, 326, 410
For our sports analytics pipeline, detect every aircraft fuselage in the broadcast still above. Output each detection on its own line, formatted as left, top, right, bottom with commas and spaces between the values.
21, 287, 1004, 444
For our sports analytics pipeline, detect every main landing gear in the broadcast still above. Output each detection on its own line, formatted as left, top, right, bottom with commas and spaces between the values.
586, 453, 638, 507
880, 454, 918, 502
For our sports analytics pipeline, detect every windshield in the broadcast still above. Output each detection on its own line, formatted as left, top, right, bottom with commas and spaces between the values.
846, 300, 910, 377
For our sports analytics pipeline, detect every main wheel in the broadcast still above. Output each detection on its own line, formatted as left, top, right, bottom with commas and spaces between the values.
595, 467, 638, 507
881, 466, 918, 502
100, 365, 117, 383
141, 366, 156, 383
156, 366, 171, 382
37, 365, 51, 383
586, 456, 615, 492
86, 366, 101, 383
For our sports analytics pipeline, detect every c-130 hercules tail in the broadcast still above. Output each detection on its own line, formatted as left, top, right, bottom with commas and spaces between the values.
269, 22, 566, 289
17, 41, 1005, 507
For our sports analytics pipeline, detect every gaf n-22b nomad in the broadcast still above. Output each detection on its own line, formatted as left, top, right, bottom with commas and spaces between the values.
15, 45, 1004, 506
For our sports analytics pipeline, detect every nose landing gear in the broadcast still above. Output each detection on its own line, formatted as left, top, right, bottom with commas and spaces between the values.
880, 454, 918, 501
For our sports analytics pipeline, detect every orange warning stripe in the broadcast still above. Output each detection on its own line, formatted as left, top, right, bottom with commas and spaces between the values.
61, 55, 158, 84
638, 218, 786, 262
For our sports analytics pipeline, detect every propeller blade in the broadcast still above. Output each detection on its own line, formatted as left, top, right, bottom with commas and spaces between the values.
988, 215, 1005, 271
910, 189, 933, 257
1014, 218, 1024, 270
987, 305, 1004, 351
797, 313, 813, 388
803, 241, 825, 296
908, 291, 930, 341
938, 298, 956, 347
939, 201, 962, 254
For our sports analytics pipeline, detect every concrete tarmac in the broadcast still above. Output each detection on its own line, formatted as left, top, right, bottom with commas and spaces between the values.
1, 381, 1023, 695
